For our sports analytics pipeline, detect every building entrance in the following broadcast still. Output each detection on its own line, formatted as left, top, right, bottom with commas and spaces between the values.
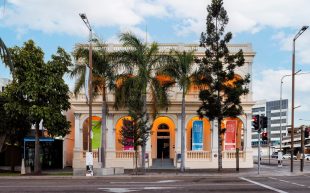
157, 128, 170, 159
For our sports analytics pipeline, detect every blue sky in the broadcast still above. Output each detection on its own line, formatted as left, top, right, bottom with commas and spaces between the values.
1, 0, 310, 126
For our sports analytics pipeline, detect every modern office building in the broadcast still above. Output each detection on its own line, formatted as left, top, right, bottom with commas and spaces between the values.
66, 43, 256, 174
251, 99, 289, 156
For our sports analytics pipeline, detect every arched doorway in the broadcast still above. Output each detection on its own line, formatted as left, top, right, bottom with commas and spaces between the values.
151, 116, 176, 159
82, 116, 102, 151
115, 116, 131, 151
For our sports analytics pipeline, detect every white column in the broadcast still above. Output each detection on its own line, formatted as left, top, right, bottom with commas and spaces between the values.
107, 114, 114, 150
245, 113, 252, 151
74, 113, 81, 150
211, 120, 219, 160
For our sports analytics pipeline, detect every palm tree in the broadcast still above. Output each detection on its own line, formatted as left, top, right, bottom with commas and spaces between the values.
114, 32, 172, 170
71, 43, 116, 168
0, 37, 13, 153
0, 37, 13, 72
158, 50, 196, 172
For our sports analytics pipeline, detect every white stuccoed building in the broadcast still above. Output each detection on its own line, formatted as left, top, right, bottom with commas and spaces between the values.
64, 43, 256, 174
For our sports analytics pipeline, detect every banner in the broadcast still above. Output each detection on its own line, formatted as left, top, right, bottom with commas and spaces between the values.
192, 120, 203, 150
225, 120, 237, 150
85, 65, 90, 103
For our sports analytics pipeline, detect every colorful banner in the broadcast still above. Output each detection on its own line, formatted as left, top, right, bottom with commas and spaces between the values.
192, 120, 203, 150
225, 120, 237, 150
124, 138, 134, 151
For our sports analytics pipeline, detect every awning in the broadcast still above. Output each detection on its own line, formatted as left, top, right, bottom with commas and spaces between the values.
24, 136, 54, 142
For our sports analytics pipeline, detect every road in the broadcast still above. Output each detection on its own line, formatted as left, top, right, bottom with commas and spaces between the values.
1, 175, 310, 193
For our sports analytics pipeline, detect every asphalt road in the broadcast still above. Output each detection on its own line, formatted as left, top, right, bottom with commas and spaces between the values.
1, 175, 310, 193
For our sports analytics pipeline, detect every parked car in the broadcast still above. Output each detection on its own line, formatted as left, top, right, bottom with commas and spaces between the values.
305, 154, 310, 160
282, 154, 297, 160
271, 152, 278, 159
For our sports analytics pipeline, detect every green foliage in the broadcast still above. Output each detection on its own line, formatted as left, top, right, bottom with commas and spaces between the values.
0, 38, 13, 72
114, 32, 172, 116
118, 77, 151, 148
196, 0, 250, 171
197, 0, 250, 120
3, 40, 72, 137
0, 93, 30, 147
71, 43, 116, 97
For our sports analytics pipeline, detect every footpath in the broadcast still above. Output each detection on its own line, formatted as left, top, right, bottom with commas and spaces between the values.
1, 163, 310, 179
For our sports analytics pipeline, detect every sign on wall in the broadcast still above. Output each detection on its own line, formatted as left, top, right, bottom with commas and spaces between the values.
86, 152, 93, 176
192, 120, 203, 150
224, 120, 237, 150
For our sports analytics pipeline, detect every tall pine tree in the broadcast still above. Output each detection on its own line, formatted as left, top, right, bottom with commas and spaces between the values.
197, 0, 250, 171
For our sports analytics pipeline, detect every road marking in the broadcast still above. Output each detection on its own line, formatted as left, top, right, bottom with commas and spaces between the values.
98, 187, 177, 192
110, 180, 180, 184
268, 177, 278, 180
291, 182, 305, 187
240, 177, 288, 193
98, 188, 138, 193
279, 179, 291, 183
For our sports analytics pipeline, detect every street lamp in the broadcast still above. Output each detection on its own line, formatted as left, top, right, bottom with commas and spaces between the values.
79, 13, 93, 153
291, 25, 308, 172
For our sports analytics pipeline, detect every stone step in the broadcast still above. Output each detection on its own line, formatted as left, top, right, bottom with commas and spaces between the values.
151, 159, 175, 169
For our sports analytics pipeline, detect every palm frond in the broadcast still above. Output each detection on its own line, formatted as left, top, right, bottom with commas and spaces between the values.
0, 38, 13, 71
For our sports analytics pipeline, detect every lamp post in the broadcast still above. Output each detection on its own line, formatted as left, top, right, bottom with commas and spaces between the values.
291, 26, 308, 172
79, 13, 93, 153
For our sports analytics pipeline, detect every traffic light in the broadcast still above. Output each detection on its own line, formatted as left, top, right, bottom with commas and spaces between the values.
262, 132, 268, 141
252, 115, 260, 130
305, 127, 309, 138
262, 116, 268, 129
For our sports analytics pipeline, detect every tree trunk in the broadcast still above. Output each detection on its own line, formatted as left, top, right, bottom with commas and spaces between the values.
9, 145, 15, 172
141, 90, 147, 171
180, 89, 186, 172
34, 122, 41, 174
218, 117, 223, 171
101, 86, 107, 168
0, 134, 6, 153
135, 148, 138, 175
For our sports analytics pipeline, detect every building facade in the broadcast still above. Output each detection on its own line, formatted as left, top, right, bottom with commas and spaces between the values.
251, 99, 288, 156
67, 43, 256, 173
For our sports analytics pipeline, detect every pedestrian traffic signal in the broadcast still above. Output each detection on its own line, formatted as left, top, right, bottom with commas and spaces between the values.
262, 132, 268, 141
262, 116, 268, 129
252, 115, 260, 130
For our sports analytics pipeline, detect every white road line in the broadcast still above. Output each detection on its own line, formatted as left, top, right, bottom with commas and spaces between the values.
268, 177, 278, 180
98, 188, 138, 193
279, 179, 291, 183
268, 177, 306, 187
98, 187, 178, 193
110, 180, 180, 184
291, 182, 305, 187
240, 177, 288, 193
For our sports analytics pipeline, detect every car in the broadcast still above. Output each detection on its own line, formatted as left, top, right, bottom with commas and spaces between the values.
282, 154, 297, 160
305, 154, 310, 160
271, 152, 278, 159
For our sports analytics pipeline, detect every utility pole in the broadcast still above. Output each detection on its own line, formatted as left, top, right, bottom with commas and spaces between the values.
301, 126, 305, 172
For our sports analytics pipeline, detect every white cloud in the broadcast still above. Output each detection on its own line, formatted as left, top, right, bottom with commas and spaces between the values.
253, 68, 310, 112
2, 0, 310, 38
1, 0, 167, 37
